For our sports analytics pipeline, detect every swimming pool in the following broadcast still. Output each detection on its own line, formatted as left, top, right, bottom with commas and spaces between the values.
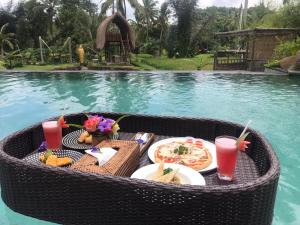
0, 71, 299, 225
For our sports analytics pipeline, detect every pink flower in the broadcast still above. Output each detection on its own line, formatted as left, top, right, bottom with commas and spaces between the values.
90, 116, 101, 125
84, 118, 98, 132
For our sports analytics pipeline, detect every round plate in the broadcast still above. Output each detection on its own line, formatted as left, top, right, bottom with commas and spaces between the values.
62, 130, 92, 150
131, 163, 206, 186
147, 137, 217, 173
23, 149, 83, 167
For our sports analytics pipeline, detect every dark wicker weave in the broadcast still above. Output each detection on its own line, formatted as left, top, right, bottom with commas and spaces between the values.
0, 113, 280, 225
71, 140, 140, 177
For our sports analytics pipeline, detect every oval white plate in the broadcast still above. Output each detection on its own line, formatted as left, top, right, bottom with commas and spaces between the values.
131, 163, 206, 186
147, 137, 217, 173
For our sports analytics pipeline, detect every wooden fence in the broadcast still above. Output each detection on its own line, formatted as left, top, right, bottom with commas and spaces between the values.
214, 51, 247, 70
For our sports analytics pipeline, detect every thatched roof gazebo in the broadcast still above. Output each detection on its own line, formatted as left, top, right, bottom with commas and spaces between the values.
214, 28, 300, 71
96, 12, 135, 64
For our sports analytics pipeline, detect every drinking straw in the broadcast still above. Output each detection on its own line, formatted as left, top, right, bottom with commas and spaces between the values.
239, 120, 252, 138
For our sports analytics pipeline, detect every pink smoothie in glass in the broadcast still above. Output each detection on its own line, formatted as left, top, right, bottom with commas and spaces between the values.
215, 136, 238, 181
42, 121, 62, 150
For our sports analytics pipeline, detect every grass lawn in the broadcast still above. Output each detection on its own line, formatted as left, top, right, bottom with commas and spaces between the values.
0, 54, 214, 71
0, 62, 77, 71
12, 63, 78, 71
131, 54, 214, 70
0, 60, 4, 70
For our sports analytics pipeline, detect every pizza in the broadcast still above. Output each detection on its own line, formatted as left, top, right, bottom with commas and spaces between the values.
154, 140, 212, 170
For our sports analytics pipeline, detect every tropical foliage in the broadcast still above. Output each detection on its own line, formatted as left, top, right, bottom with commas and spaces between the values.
0, 0, 299, 67
169, 0, 197, 57
0, 23, 14, 58
273, 37, 300, 60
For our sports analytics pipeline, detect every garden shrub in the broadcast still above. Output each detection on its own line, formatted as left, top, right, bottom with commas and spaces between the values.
137, 54, 153, 58
273, 38, 300, 60
140, 38, 160, 55
22, 48, 40, 64
3, 50, 23, 69
265, 60, 280, 68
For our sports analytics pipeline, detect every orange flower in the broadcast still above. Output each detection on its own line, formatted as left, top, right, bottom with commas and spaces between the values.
58, 116, 69, 128
238, 141, 251, 151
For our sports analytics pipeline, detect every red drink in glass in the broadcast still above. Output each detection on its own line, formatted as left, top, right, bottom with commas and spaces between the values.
42, 121, 62, 150
215, 136, 238, 181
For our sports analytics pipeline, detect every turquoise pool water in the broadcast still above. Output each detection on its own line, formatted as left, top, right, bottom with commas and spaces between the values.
0, 71, 300, 225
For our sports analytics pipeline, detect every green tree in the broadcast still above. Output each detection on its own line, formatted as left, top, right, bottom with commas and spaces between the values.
166, 24, 177, 57
0, 10, 16, 34
137, 0, 158, 42
0, 1, 17, 34
277, 1, 300, 28
39, 0, 60, 38
247, 3, 273, 28
158, 2, 170, 55
169, 0, 198, 57
13, 0, 49, 48
0, 23, 14, 59
56, 0, 96, 46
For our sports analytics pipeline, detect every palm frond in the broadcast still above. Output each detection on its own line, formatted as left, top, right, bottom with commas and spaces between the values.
3, 39, 14, 50
101, 0, 114, 15
4, 49, 20, 56
62, 37, 70, 48
160, 2, 170, 16
127, 0, 142, 9
7, 33, 15, 38
127, 0, 143, 14
0, 23, 9, 34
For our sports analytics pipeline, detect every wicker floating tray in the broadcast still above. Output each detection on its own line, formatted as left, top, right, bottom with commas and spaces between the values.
71, 140, 140, 177
0, 112, 280, 225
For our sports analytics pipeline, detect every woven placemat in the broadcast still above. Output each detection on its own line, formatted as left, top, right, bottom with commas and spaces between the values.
71, 140, 139, 177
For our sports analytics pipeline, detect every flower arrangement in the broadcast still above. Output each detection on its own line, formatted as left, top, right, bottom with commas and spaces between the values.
83, 115, 125, 138
59, 114, 128, 145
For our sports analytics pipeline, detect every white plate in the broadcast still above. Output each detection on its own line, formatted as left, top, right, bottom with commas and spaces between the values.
131, 163, 206, 186
85, 147, 117, 166
147, 137, 217, 173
